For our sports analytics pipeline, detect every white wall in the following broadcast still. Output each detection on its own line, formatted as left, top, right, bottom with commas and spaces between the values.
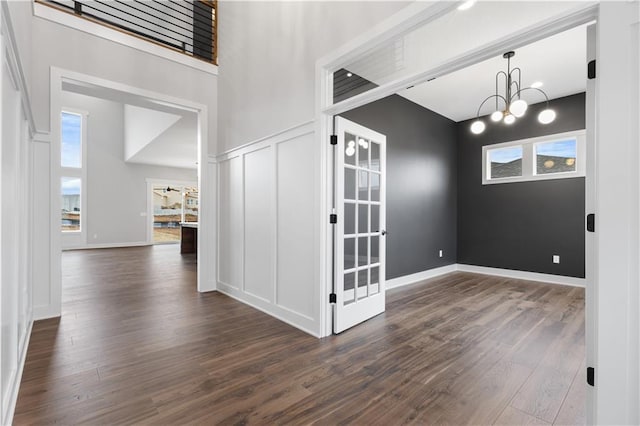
28, 7, 218, 318
217, 123, 319, 335
217, 1, 409, 153
0, 4, 34, 424
215, 0, 408, 336
60, 91, 196, 248
30, 13, 217, 146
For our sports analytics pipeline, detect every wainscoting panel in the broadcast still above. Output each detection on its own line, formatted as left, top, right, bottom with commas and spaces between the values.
217, 156, 243, 289
243, 147, 273, 302
275, 133, 316, 320
216, 122, 319, 336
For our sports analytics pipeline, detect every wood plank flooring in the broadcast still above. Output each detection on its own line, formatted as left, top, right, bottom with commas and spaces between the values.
14, 246, 585, 424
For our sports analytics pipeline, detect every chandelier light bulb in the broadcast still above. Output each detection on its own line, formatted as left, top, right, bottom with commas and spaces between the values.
509, 99, 528, 118
348, 140, 355, 148
504, 114, 516, 125
345, 146, 356, 157
538, 109, 556, 124
470, 120, 485, 134
490, 111, 503, 122
358, 138, 369, 149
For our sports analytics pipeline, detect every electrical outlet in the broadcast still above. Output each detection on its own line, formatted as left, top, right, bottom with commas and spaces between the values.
553, 255, 560, 264
439, 250, 443, 258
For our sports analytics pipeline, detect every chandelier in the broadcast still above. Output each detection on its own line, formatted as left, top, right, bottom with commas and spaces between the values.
470, 51, 556, 134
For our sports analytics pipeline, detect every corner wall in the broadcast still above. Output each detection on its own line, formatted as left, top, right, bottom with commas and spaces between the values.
457, 93, 586, 278
340, 95, 457, 280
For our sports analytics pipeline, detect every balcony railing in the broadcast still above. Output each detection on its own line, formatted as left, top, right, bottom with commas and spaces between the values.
38, 0, 217, 65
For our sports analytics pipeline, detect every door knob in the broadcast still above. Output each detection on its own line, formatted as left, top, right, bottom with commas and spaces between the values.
381, 230, 387, 236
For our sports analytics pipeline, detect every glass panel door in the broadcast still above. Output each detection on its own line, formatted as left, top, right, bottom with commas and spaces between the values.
334, 117, 386, 333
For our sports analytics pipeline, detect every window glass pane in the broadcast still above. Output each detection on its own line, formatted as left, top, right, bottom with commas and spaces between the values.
370, 266, 380, 295
488, 146, 522, 179
344, 202, 355, 235
61, 112, 82, 168
358, 137, 369, 169
535, 139, 577, 175
344, 237, 355, 270
184, 187, 199, 223
344, 272, 355, 305
371, 142, 380, 172
61, 177, 81, 231
371, 173, 380, 201
153, 185, 182, 242
371, 236, 379, 264
358, 203, 368, 234
344, 132, 356, 166
358, 171, 369, 201
371, 204, 379, 233
344, 168, 356, 200
358, 237, 368, 267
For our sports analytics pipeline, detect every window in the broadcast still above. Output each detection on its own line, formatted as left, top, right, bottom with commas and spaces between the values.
151, 184, 198, 243
60, 110, 86, 233
482, 130, 585, 185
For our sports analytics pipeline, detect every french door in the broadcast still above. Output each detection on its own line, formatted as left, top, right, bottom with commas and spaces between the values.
334, 117, 386, 334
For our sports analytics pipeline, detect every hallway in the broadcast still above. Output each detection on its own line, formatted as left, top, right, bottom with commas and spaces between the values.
15, 246, 584, 424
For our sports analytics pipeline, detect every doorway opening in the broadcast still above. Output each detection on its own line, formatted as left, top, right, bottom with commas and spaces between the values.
319, 2, 597, 423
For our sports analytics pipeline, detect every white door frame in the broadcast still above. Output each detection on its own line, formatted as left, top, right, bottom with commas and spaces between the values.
314, 2, 640, 424
48, 67, 215, 320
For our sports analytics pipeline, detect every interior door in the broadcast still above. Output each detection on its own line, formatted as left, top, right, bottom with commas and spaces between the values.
334, 117, 386, 334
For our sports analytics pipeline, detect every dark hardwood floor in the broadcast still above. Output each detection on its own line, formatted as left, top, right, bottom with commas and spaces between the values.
15, 246, 585, 424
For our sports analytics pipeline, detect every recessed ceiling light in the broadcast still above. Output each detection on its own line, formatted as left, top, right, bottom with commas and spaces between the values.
531, 81, 544, 88
346, 72, 353, 77
457, 0, 476, 11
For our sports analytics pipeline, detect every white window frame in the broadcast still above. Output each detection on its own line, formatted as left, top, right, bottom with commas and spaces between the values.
60, 108, 88, 247
482, 130, 586, 185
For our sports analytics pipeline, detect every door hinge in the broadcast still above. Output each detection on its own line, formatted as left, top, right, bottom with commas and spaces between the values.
587, 213, 595, 232
330, 135, 337, 145
329, 293, 337, 303
329, 214, 337, 224
587, 366, 595, 386
588, 60, 596, 79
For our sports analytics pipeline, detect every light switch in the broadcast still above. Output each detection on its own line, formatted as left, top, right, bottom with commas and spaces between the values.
553, 255, 560, 264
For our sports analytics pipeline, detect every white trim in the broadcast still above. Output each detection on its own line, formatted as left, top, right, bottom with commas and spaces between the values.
62, 241, 153, 251
456, 264, 585, 288
482, 130, 586, 185
386, 264, 458, 290
49, 67, 213, 321
217, 282, 321, 338
386, 264, 585, 292
33, 2, 218, 77
215, 121, 314, 160
2, 320, 33, 426
0, 1, 37, 136
321, 3, 599, 117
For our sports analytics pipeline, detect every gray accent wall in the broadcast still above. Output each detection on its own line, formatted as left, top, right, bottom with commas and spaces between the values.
456, 93, 586, 278
341, 95, 458, 280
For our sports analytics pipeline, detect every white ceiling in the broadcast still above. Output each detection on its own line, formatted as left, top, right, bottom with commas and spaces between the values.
344, 1, 588, 122
62, 80, 198, 169
399, 24, 587, 122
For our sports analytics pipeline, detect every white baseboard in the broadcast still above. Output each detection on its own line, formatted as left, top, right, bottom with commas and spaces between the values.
456, 264, 586, 287
62, 241, 156, 251
3, 320, 33, 426
386, 264, 457, 290
386, 263, 585, 291
217, 282, 321, 338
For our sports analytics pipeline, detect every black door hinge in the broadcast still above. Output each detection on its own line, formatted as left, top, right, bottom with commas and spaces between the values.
588, 60, 596, 79
330, 135, 337, 145
329, 214, 337, 224
587, 213, 595, 232
74, 1, 82, 14
587, 366, 595, 386
329, 293, 337, 303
